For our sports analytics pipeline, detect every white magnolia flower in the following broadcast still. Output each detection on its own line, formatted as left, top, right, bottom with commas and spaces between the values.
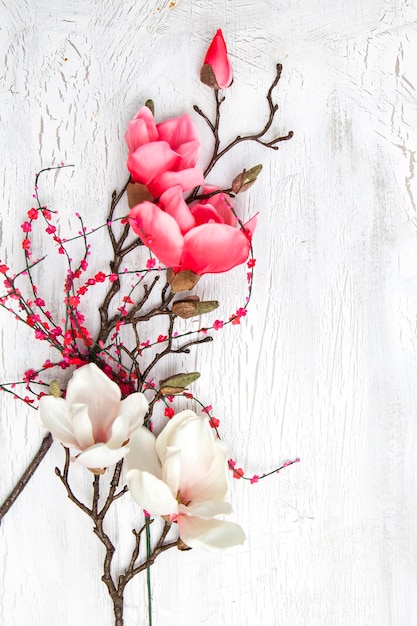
126, 410, 246, 552
39, 363, 148, 469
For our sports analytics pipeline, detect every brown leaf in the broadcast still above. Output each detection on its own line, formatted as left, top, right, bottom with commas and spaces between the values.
200, 64, 220, 89
172, 301, 198, 319
127, 182, 153, 209
232, 164, 263, 194
168, 269, 201, 292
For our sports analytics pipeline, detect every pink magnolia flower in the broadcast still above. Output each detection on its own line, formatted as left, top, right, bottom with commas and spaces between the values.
125, 106, 204, 197
201, 29, 233, 89
38, 363, 148, 469
129, 185, 257, 275
126, 410, 246, 552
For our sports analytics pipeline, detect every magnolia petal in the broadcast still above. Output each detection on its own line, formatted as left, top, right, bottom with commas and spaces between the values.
65, 364, 120, 444
156, 411, 221, 502
160, 186, 196, 235
181, 224, 251, 274
127, 142, 181, 186
127, 469, 178, 516
178, 516, 245, 552
243, 213, 258, 238
184, 441, 229, 504
106, 413, 131, 448
179, 499, 232, 519
190, 203, 225, 226
156, 114, 199, 150
38, 396, 78, 448
175, 140, 200, 169
129, 202, 184, 267
155, 410, 202, 461
70, 403, 95, 449
200, 190, 236, 226
118, 392, 148, 432
126, 426, 162, 478
76, 442, 127, 468
125, 107, 158, 153
161, 446, 182, 499
203, 30, 233, 90
149, 167, 204, 197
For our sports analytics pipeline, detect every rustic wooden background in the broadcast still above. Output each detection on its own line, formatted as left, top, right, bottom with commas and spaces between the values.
1, 1, 417, 624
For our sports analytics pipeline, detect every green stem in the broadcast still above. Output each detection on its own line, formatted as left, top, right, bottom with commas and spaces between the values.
146, 522, 153, 626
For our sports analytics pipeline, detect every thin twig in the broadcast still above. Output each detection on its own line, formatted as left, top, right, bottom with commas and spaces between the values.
0, 433, 53, 523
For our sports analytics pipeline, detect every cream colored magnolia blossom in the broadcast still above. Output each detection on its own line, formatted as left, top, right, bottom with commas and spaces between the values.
126, 410, 246, 552
39, 363, 148, 469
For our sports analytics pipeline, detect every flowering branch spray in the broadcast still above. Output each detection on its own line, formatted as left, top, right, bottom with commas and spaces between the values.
0, 30, 295, 624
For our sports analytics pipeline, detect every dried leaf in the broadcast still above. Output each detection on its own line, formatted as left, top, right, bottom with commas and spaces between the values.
87, 467, 107, 475
173, 299, 220, 319
145, 99, 154, 115
232, 164, 263, 194
159, 385, 187, 396
159, 372, 200, 390
194, 300, 219, 315
127, 182, 153, 209
168, 269, 201, 292
200, 63, 219, 89
172, 301, 198, 319
49, 380, 62, 397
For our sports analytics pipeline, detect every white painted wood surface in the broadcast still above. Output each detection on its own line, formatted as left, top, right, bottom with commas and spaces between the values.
1, 1, 417, 624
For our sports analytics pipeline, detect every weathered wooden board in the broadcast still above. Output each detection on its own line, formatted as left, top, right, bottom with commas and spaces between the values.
1, 1, 417, 624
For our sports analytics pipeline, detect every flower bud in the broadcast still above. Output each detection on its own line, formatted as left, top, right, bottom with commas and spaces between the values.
159, 372, 200, 395
172, 298, 219, 319
200, 29, 233, 90
232, 164, 263, 194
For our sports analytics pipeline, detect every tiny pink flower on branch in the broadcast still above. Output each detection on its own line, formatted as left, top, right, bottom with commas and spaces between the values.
39, 363, 148, 470
126, 410, 246, 552
125, 106, 204, 197
201, 29, 233, 90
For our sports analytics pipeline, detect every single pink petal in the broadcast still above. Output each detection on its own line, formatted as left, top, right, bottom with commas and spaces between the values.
159, 186, 196, 234
243, 213, 258, 238
181, 224, 251, 274
156, 114, 199, 150
190, 203, 225, 226
175, 140, 200, 169
127, 142, 181, 185
125, 106, 158, 153
149, 167, 204, 197
129, 201, 184, 267
203, 29, 233, 89
198, 188, 236, 226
